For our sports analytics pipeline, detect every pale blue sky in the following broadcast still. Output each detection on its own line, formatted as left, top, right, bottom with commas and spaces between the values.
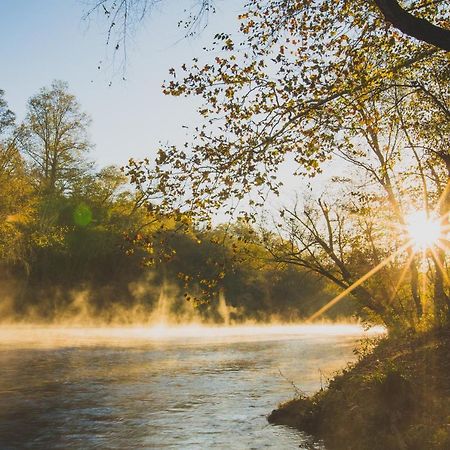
0, 0, 243, 168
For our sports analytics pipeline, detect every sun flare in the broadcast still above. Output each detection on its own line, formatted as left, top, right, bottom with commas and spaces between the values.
405, 210, 442, 251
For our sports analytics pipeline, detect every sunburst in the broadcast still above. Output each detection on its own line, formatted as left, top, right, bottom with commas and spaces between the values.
307, 189, 449, 322
405, 210, 443, 253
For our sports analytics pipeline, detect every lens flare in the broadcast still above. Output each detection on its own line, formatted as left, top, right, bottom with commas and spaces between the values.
73, 203, 92, 227
405, 210, 442, 251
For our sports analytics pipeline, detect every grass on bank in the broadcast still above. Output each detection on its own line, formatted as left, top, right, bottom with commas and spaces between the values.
268, 329, 450, 450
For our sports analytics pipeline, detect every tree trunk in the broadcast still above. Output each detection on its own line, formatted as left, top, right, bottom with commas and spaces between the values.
434, 154, 450, 326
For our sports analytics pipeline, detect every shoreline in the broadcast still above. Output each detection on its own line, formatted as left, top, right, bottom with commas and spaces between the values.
268, 329, 450, 450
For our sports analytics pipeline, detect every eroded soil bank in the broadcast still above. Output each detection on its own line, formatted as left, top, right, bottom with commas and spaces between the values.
268, 329, 450, 450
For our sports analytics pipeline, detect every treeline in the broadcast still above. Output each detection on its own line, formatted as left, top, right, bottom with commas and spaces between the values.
0, 81, 351, 323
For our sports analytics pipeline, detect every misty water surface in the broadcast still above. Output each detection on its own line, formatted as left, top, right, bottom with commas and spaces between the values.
0, 325, 378, 449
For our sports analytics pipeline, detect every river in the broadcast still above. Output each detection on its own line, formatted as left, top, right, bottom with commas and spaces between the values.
0, 324, 380, 449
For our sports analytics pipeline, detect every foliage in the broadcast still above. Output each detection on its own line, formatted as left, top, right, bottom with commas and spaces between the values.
125, 1, 447, 214
18, 80, 92, 195
120, 0, 450, 331
0, 82, 348, 322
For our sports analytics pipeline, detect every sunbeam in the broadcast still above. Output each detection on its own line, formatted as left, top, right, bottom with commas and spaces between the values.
307, 200, 449, 322
307, 244, 410, 322
390, 251, 416, 303
430, 247, 450, 284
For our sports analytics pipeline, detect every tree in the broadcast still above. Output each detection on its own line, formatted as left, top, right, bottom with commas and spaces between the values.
0, 89, 15, 135
0, 90, 33, 271
121, 4, 447, 233
85, 1, 450, 220
82, 1, 450, 328
256, 75, 450, 330
264, 198, 399, 327
19, 80, 92, 195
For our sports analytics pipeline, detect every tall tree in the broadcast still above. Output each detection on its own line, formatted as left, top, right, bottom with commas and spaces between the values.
19, 81, 92, 195
0, 90, 33, 270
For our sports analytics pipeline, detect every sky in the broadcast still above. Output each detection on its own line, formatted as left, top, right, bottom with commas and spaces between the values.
0, 0, 244, 167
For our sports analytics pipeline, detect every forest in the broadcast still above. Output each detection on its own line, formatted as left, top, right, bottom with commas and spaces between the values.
0, 81, 352, 323
1, 0, 450, 333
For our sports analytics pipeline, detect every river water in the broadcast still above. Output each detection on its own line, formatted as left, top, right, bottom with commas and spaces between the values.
0, 324, 380, 449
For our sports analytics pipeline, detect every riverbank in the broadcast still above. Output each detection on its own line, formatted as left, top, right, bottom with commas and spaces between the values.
268, 329, 450, 450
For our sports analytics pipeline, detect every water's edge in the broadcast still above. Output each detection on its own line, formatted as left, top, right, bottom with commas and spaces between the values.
0, 324, 381, 449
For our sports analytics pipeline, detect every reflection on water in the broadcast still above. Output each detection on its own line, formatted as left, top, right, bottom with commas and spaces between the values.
0, 325, 380, 449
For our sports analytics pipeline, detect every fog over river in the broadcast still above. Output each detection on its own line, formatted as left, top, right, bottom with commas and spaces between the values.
0, 325, 381, 449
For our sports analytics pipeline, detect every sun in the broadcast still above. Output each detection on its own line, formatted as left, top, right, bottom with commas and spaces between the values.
405, 210, 442, 251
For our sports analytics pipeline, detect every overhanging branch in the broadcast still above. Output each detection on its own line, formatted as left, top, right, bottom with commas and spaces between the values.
374, 0, 450, 50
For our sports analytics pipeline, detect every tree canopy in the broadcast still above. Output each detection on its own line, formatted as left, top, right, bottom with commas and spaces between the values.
115, 0, 450, 330
87, 1, 450, 52
19, 81, 92, 195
